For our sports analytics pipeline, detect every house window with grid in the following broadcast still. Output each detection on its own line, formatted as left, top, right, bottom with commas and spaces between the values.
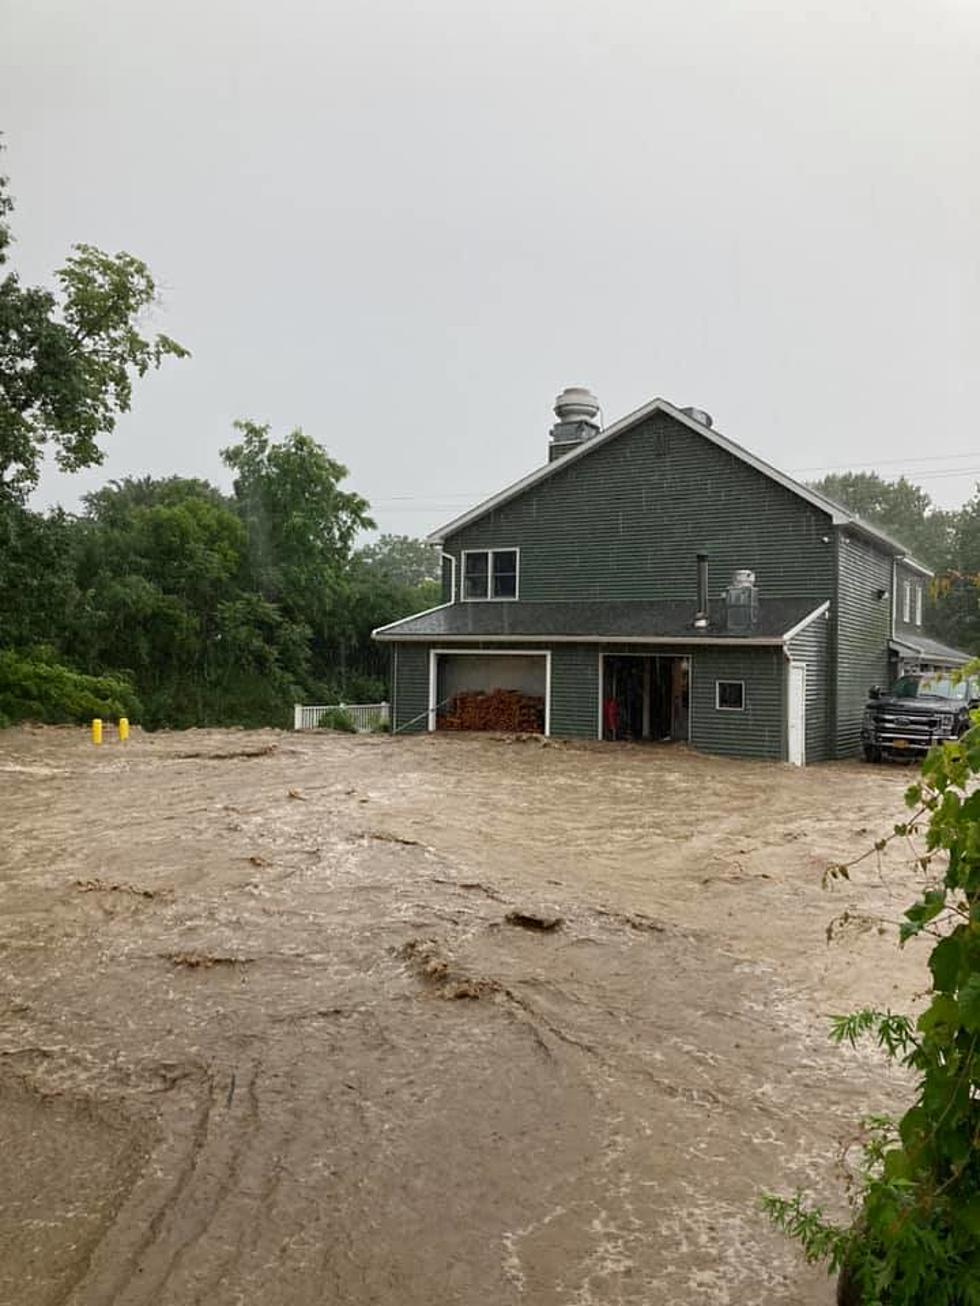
715, 680, 745, 711
461, 549, 519, 600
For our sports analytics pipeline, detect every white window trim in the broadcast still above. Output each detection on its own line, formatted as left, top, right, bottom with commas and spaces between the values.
715, 679, 746, 712
914, 584, 923, 626
460, 547, 521, 602
428, 648, 550, 735
903, 580, 912, 623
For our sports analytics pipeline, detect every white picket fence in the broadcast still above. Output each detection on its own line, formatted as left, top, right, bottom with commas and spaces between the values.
293, 702, 390, 733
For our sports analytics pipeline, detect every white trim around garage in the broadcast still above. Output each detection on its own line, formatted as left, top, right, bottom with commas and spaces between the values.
427, 648, 552, 736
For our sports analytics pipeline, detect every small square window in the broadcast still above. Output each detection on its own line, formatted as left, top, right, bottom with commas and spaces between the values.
716, 680, 745, 711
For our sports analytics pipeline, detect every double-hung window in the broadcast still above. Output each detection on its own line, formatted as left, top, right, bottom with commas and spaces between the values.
903, 581, 912, 623
462, 549, 519, 600
914, 584, 923, 626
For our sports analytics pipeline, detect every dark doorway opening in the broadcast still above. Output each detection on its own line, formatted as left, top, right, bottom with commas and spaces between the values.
601, 655, 690, 742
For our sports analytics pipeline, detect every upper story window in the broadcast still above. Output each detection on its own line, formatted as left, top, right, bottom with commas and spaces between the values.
902, 580, 912, 623
914, 584, 923, 626
462, 548, 519, 600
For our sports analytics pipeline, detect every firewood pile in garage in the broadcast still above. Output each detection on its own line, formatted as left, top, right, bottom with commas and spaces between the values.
439, 689, 545, 733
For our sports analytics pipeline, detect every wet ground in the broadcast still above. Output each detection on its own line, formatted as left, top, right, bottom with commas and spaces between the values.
0, 726, 930, 1305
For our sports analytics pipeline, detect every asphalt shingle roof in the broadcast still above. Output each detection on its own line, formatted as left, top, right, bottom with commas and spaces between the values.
374, 598, 825, 643
890, 634, 974, 665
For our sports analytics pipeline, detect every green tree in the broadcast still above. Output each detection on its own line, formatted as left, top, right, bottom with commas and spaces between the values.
221, 419, 374, 650
0, 153, 188, 502
357, 534, 440, 588
765, 669, 980, 1302
810, 473, 955, 572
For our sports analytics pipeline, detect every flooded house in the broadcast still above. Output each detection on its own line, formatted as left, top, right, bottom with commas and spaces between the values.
374, 389, 969, 763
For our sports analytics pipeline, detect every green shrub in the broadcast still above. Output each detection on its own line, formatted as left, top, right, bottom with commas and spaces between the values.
0, 651, 141, 726
764, 659, 980, 1304
318, 706, 357, 733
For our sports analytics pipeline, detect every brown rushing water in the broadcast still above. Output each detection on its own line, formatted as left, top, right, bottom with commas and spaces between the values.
0, 726, 928, 1305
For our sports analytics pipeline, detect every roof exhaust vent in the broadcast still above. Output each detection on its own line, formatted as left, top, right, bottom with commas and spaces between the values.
549, 386, 601, 462
694, 552, 710, 628
725, 568, 759, 632
681, 406, 713, 428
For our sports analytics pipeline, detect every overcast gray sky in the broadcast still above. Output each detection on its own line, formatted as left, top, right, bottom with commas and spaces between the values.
2, 0, 978, 536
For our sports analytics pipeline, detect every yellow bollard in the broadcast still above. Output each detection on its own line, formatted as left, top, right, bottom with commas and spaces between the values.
118, 717, 130, 743
91, 718, 103, 746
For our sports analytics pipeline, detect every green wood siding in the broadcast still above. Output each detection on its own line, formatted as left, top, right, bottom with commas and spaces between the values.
392, 639, 791, 760
550, 645, 599, 738
391, 644, 429, 733
787, 612, 831, 762
444, 412, 835, 604
835, 532, 892, 757
690, 646, 786, 760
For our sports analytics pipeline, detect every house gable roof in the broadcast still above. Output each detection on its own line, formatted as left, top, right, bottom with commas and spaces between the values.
426, 397, 916, 562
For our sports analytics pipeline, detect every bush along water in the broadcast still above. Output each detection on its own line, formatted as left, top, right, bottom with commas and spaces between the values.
0, 650, 141, 727
318, 706, 357, 734
763, 662, 980, 1305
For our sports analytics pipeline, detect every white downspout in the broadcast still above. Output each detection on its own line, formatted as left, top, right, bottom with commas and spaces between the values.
441, 551, 457, 603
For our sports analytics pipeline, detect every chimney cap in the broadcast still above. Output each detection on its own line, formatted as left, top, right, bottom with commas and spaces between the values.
553, 386, 600, 425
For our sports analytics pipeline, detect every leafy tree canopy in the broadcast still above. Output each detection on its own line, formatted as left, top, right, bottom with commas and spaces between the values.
357, 534, 440, 588
809, 472, 957, 572
0, 152, 188, 502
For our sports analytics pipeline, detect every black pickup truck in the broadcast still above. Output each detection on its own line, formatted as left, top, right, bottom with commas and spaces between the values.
861, 672, 979, 762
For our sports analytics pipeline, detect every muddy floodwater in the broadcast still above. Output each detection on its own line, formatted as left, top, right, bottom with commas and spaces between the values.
0, 727, 930, 1305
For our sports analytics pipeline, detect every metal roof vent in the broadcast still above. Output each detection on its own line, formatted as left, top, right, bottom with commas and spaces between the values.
549, 386, 601, 462
725, 568, 759, 632
681, 405, 714, 428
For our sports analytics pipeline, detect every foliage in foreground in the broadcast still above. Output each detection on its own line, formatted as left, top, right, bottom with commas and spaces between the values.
0, 649, 141, 727
764, 666, 980, 1304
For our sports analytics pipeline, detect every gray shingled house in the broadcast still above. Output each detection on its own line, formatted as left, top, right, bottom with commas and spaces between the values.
373, 389, 969, 763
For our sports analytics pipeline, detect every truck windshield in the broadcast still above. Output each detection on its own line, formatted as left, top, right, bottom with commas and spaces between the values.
892, 675, 969, 701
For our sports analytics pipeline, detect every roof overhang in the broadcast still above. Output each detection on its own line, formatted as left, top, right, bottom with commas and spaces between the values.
374, 631, 786, 646
889, 637, 972, 667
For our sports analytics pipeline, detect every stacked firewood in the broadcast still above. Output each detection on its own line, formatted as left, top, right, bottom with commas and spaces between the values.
440, 689, 545, 733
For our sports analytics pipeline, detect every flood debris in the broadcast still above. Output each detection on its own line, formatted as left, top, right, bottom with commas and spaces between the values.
165, 952, 253, 969
75, 878, 165, 900
174, 744, 278, 761
396, 938, 501, 1000
287, 788, 307, 801
505, 909, 564, 932
366, 831, 423, 847
595, 907, 667, 934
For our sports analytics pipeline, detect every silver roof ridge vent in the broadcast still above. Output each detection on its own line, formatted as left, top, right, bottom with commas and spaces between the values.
549, 385, 601, 462
681, 405, 713, 428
